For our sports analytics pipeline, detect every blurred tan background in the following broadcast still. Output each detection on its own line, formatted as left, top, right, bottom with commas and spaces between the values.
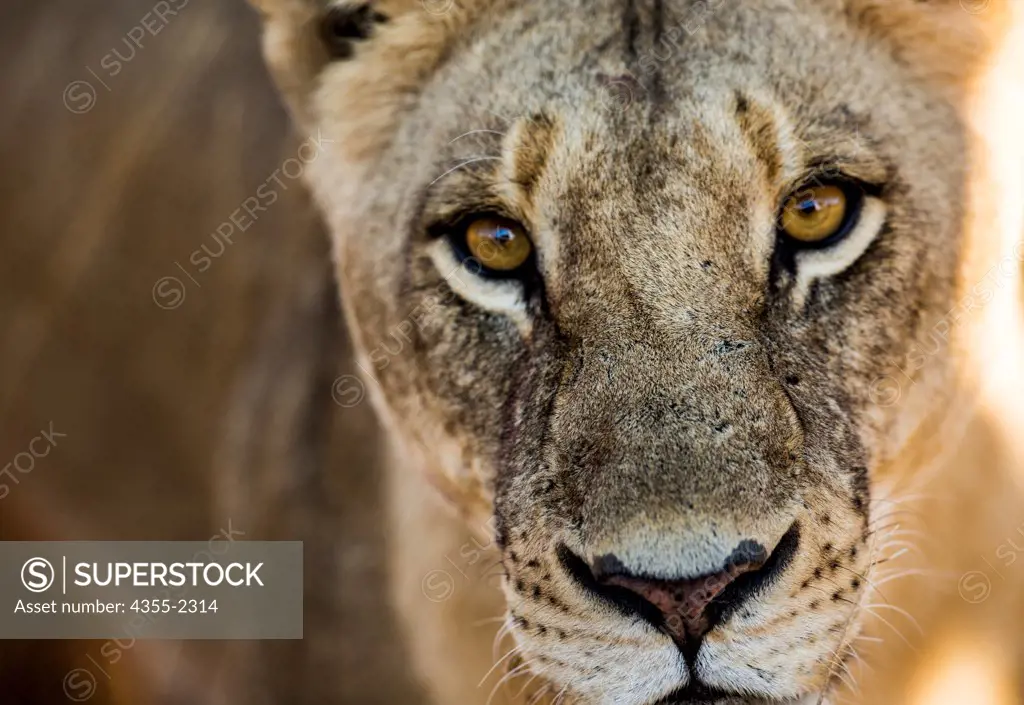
0, 1, 424, 702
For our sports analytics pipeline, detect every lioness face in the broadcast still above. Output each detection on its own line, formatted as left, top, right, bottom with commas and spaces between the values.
256, 0, 996, 702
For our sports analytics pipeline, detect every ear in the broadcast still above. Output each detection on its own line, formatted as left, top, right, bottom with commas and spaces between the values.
846, 0, 1016, 98
248, 1, 474, 133
244, 0, 329, 126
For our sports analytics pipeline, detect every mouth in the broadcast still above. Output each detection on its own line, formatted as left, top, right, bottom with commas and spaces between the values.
544, 523, 834, 705
650, 686, 822, 705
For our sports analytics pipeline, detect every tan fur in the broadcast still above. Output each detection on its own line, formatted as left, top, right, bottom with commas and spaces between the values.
251, 1, 1024, 702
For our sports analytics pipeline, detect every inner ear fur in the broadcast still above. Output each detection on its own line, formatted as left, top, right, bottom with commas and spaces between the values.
251, 0, 487, 133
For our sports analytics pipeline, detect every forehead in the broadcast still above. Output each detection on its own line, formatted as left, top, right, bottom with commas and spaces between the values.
416, 0, 877, 132
398, 0, 901, 294
406, 0, 902, 227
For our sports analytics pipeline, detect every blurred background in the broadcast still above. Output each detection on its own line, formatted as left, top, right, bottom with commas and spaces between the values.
4, 3, 1024, 705
0, 1, 424, 702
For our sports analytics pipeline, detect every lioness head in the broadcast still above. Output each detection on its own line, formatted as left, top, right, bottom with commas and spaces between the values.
251, 0, 1018, 702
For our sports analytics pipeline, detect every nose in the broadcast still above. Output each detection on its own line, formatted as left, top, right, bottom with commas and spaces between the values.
587, 526, 799, 645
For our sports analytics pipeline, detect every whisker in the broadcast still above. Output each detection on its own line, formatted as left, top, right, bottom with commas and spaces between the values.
487, 110, 516, 125
805, 583, 859, 607
873, 568, 952, 586
448, 129, 507, 145
515, 664, 550, 700
865, 609, 919, 653
863, 603, 924, 636
873, 539, 923, 555
492, 615, 516, 663
478, 644, 524, 688
847, 646, 874, 675
870, 492, 938, 507
486, 660, 534, 705
527, 685, 551, 705
819, 514, 891, 702
873, 528, 933, 542
475, 615, 510, 627
834, 660, 860, 696
871, 548, 910, 566
430, 156, 504, 186
831, 564, 893, 606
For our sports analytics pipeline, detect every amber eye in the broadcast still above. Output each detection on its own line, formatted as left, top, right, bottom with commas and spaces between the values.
780, 183, 855, 245
463, 216, 534, 274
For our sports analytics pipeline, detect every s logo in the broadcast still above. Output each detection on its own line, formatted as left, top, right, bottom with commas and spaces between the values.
21, 557, 55, 593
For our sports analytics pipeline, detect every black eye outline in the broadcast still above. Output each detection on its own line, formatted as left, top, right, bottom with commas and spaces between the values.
431, 212, 538, 282
775, 178, 871, 251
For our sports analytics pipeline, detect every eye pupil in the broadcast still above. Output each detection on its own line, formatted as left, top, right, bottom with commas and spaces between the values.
798, 199, 818, 215
463, 217, 533, 274
780, 183, 853, 245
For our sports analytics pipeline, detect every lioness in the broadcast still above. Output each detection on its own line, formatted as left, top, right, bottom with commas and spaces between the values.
248, 1, 1024, 703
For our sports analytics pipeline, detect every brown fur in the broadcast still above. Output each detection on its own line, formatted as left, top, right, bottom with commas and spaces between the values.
251, 1, 1024, 703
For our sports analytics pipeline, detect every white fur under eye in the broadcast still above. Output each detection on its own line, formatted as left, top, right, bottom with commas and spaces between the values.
791, 196, 887, 305
427, 239, 534, 337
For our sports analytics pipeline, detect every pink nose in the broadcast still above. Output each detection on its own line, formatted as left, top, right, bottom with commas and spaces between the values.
599, 558, 766, 643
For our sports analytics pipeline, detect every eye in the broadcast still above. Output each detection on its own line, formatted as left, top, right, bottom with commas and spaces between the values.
456, 216, 534, 276
778, 182, 862, 247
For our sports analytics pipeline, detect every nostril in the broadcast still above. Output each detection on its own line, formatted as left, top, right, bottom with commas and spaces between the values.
584, 524, 801, 645
598, 558, 765, 642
